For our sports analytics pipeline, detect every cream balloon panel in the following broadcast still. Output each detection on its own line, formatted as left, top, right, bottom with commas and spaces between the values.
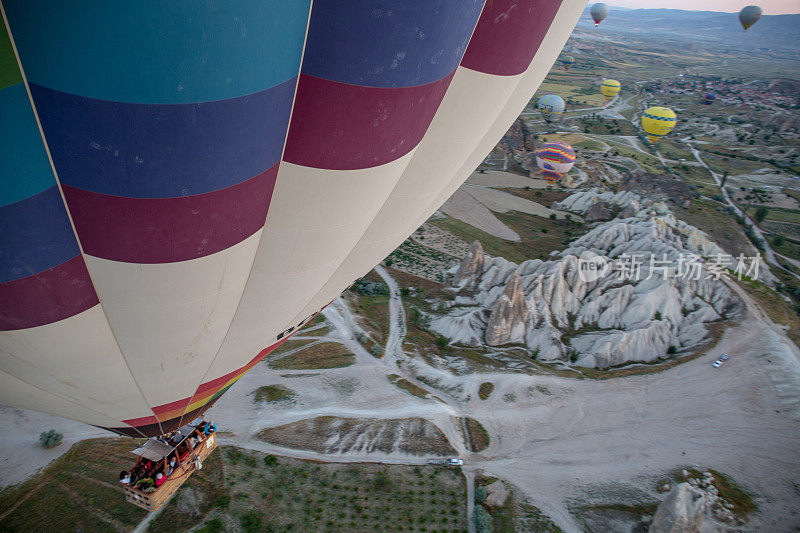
204, 152, 418, 384
0, 370, 129, 428
81, 231, 262, 409
0, 304, 152, 427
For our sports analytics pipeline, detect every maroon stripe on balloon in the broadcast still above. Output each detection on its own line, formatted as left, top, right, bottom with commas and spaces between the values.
62, 165, 279, 264
460, 0, 562, 76
283, 72, 454, 170
0, 255, 99, 331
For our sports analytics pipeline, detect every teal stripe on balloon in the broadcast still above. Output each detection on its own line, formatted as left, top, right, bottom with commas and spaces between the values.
0, 83, 56, 207
3, 0, 311, 104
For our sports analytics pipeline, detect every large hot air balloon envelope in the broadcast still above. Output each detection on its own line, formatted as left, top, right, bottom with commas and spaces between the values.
641, 106, 677, 143
0, 1, 586, 436
739, 6, 762, 31
537, 94, 566, 122
703, 92, 716, 105
600, 78, 621, 101
590, 3, 609, 26
560, 54, 575, 70
536, 142, 576, 185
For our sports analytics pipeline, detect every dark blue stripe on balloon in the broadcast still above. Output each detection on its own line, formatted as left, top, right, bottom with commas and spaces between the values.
29, 79, 297, 198
4, 0, 311, 104
0, 186, 80, 284
302, 0, 484, 88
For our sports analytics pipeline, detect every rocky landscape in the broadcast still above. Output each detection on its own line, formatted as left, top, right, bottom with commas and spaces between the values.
430, 190, 745, 368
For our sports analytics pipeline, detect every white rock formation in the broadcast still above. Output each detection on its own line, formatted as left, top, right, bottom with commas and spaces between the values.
430, 190, 743, 368
649, 483, 721, 533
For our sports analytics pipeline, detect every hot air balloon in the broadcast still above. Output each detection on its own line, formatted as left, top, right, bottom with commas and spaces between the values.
0, 1, 586, 438
703, 92, 717, 105
600, 78, 621, 101
560, 54, 575, 70
739, 6, 762, 31
537, 94, 566, 122
641, 106, 677, 143
590, 3, 609, 27
536, 142, 576, 186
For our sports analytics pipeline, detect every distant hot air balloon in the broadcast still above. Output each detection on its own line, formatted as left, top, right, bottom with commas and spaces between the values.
600, 78, 621, 101
739, 5, 762, 31
0, 1, 586, 436
560, 54, 575, 70
703, 92, 716, 105
641, 106, 677, 143
590, 3, 609, 27
537, 94, 566, 122
536, 142, 576, 186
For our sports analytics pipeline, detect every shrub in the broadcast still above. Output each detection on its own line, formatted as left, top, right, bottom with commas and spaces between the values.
478, 382, 495, 400
667, 345, 677, 355
434, 335, 450, 352
263, 454, 278, 467
356, 332, 368, 344
369, 344, 384, 356
373, 471, 394, 492
410, 307, 431, 329
475, 486, 488, 503
214, 492, 231, 509
352, 279, 389, 296
240, 511, 262, 533
39, 429, 63, 449
473, 506, 494, 533
654, 311, 662, 321
197, 518, 224, 533
773, 235, 786, 247
754, 206, 768, 222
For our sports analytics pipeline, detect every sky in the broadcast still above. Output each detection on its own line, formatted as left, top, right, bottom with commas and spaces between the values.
602, 1, 800, 15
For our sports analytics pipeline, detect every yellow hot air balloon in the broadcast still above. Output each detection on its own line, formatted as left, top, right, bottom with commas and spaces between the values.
600, 78, 620, 101
641, 106, 677, 143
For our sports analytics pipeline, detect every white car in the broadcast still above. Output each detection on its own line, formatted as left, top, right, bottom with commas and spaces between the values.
446, 458, 464, 467
712, 360, 723, 368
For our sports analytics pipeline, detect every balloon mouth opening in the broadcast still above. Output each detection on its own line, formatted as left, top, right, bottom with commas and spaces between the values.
594, 22, 599, 26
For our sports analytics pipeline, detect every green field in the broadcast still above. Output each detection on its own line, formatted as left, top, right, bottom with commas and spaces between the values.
0, 438, 147, 532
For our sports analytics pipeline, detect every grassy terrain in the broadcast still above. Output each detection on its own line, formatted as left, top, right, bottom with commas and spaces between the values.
269, 342, 355, 370
505, 188, 571, 207
388, 374, 431, 399
0, 438, 147, 532
252, 385, 296, 404
672, 199, 754, 257
152, 446, 467, 532
672, 468, 757, 516
534, 81, 607, 107
476, 476, 563, 533
745, 206, 800, 225
463, 418, 490, 453
478, 382, 495, 401
737, 278, 800, 347
657, 139, 694, 161
433, 211, 587, 265
269, 337, 316, 356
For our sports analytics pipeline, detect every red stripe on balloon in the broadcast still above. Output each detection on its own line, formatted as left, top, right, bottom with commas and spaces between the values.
283, 72, 454, 170
0, 255, 99, 331
62, 165, 279, 264
460, 0, 562, 76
